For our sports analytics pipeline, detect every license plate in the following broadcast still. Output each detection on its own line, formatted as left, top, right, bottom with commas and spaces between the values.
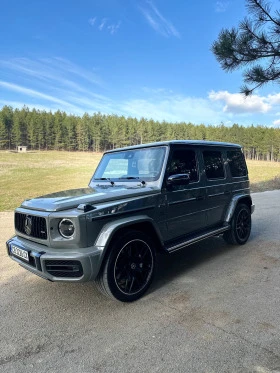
10, 245, 29, 262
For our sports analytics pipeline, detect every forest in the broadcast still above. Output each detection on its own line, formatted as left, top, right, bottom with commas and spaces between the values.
0, 105, 279, 161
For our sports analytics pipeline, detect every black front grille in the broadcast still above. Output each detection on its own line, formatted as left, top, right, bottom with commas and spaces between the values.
15, 213, 47, 240
45, 260, 83, 278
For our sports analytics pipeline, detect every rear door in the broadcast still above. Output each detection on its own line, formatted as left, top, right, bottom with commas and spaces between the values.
202, 148, 232, 228
226, 149, 249, 195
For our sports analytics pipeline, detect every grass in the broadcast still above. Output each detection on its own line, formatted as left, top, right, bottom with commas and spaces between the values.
0, 151, 102, 211
247, 160, 280, 193
0, 151, 280, 211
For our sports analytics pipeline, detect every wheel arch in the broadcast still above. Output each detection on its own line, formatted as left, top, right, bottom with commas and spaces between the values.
225, 194, 253, 223
94, 215, 164, 276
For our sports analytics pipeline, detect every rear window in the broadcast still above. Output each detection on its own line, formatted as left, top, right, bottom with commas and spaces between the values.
227, 150, 247, 177
203, 151, 225, 179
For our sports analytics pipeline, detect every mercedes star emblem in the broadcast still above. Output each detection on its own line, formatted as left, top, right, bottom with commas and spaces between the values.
24, 215, 32, 236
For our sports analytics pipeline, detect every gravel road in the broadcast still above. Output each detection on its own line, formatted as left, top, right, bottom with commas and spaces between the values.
1, 191, 280, 373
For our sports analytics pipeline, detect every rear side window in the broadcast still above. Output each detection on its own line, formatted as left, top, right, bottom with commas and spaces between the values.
203, 151, 225, 179
168, 149, 198, 182
227, 150, 247, 177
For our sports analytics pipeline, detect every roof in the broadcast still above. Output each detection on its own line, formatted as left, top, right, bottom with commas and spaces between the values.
105, 140, 242, 153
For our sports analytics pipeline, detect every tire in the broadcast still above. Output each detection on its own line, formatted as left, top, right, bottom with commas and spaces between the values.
223, 203, 251, 245
96, 230, 156, 302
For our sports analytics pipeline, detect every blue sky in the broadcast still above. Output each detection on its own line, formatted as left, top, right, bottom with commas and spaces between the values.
1, 0, 280, 127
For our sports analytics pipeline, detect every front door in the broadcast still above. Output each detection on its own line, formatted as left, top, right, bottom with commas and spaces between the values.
163, 147, 206, 241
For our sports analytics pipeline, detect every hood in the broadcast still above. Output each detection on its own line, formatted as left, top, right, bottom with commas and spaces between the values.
20, 186, 160, 212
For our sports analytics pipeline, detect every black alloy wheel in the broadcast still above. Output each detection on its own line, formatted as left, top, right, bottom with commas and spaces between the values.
224, 203, 251, 245
96, 231, 156, 302
114, 238, 153, 295
235, 207, 251, 242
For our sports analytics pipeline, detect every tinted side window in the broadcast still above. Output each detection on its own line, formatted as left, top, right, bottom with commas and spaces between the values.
227, 150, 247, 177
168, 150, 198, 182
203, 151, 225, 179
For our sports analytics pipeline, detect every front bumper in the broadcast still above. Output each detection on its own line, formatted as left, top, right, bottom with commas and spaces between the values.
6, 236, 103, 282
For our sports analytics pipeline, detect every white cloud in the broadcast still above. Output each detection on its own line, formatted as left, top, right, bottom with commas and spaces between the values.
0, 81, 81, 110
89, 17, 96, 26
89, 17, 121, 35
107, 21, 121, 35
0, 58, 115, 115
209, 90, 271, 114
0, 57, 102, 87
120, 91, 224, 124
139, 1, 180, 38
0, 79, 119, 116
120, 89, 280, 125
267, 93, 280, 105
3, 57, 280, 126
49, 57, 103, 86
273, 119, 280, 126
99, 18, 107, 31
1, 60, 219, 120
215, 1, 229, 13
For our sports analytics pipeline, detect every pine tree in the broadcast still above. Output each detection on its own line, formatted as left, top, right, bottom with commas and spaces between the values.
0, 118, 8, 149
0, 105, 13, 149
212, 0, 280, 95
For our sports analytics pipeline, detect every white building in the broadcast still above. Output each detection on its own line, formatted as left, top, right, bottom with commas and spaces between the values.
17, 146, 27, 152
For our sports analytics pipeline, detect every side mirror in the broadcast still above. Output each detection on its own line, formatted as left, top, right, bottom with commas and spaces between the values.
167, 173, 190, 186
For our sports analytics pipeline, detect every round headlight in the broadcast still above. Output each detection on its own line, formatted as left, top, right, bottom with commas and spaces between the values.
58, 219, 75, 238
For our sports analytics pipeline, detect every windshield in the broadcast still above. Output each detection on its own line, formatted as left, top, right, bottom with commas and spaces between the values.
93, 146, 167, 182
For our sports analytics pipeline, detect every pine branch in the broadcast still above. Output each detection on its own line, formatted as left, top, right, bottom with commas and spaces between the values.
212, 0, 280, 95
247, 0, 280, 27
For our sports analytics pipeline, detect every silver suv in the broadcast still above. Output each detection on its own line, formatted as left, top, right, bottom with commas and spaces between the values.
6, 141, 254, 302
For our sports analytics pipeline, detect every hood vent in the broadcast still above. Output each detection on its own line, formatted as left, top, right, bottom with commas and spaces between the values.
77, 204, 96, 212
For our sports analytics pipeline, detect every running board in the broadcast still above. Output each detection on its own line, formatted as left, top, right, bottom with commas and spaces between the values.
165, 225, 230, 254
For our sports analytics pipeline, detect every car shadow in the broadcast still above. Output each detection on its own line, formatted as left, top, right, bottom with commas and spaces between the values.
150, 236, 244, 294
3, 230, 260, 308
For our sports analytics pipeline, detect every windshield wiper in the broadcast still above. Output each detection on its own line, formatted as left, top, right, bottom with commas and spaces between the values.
118, 176, 140, 180
94, 178, 115, 185
118, 176, 146, 185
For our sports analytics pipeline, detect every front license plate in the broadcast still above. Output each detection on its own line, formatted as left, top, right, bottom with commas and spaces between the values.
10, 245, 29, 262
